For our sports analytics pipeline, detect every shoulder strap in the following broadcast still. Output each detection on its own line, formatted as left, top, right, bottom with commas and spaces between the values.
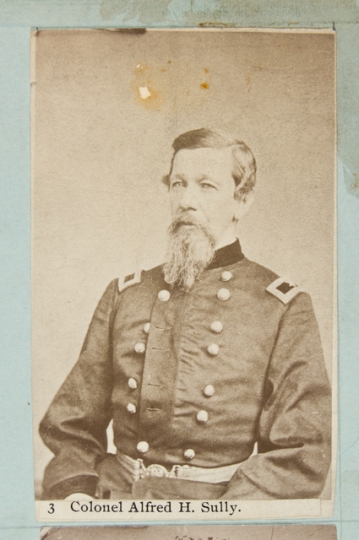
266, 276, 301, 305
118, 269, 142, 293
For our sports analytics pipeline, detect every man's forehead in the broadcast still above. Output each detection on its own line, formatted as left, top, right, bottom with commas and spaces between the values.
171, 146, 234, 175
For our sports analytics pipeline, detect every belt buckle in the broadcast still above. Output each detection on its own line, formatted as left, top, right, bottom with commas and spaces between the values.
144, 464, 169, 478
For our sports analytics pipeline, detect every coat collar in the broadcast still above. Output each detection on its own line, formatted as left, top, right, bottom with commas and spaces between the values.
206, 238, 244, 270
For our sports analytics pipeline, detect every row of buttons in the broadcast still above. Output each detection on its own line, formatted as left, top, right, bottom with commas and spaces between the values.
158, 271, 233, 303
159, 288, 231, 302
128, 322, 150, 414
133, 321, 223, 356
127, 404, 213, 421
127, 404, 211, 423
127, 378, 215, 397
136, 441, 196, 460
132, 271, 234, 460
135, 271, 232, 354
133, 322, 151, 354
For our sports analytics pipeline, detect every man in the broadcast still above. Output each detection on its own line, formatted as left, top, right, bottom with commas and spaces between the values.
40, 128, 331, 501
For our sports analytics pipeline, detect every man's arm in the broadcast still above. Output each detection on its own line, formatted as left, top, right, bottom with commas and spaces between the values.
39, 279, 119, 499
222, 292, 332, 499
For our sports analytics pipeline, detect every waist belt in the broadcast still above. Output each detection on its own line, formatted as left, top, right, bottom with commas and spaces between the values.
116, 451, 240, 484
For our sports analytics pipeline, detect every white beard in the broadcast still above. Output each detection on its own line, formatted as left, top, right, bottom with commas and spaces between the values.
163, 215, 216, 291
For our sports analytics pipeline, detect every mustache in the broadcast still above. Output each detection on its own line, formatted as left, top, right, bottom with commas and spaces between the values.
169, 214, 207, 233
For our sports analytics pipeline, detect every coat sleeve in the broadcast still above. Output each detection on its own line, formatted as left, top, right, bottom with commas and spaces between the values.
39, 279, 120, 499
222, 292, 332, 499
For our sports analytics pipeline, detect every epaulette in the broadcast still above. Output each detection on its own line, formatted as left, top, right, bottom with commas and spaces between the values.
266, 276, 301, 305
118, 269, 142, 293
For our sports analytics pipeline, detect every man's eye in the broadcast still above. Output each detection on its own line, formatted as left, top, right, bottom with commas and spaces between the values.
171, 181, 184, 189
201, 183, 216, 190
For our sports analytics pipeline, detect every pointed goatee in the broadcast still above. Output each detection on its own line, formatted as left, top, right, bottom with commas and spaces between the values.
163, 215, 215, 291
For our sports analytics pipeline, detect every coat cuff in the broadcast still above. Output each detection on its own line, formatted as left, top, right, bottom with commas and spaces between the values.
45, 475, 98, 500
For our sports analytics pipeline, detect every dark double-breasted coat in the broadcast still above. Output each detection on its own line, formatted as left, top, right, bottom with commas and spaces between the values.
40, 240, 331, 500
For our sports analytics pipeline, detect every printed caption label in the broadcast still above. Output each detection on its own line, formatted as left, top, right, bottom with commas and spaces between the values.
37, 499, 323, 522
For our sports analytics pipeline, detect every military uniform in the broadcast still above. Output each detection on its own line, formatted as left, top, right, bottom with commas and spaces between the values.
40, 240, 331, 500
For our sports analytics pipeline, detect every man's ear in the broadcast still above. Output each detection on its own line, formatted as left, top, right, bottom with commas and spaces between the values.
233, 190, 255, 221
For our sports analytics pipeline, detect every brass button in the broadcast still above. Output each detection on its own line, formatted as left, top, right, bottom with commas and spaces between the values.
158, 290, 170, 302
134, 342, 146, 354
127, 403, 136, 414
197, 410, 209, 423
204, 384, 215, 397
137, 441, 149, 454
210, 321, 223, 333
184, 448, 195, 460
217, 288, 230, 301
143, 322, 151, 334
128, 378, 137, 389
207, 343, 219, 356
221, 271, 233, 282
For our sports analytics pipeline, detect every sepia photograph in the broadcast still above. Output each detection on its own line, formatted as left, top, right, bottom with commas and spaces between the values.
32, 28, 336, 517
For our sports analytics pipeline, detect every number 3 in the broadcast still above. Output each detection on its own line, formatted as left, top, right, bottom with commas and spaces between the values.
48, 502, 55, 514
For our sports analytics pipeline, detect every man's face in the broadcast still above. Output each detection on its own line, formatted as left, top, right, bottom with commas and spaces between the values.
169, 146, 239, 247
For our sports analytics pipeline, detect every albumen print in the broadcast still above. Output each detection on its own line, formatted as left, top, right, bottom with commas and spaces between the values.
32, 28, 336, 519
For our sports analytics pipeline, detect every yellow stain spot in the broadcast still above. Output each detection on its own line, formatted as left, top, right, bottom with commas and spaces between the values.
204, 68, 209, 73
132, 62, 165, 110
139, 86, 151, 99
134, 83, 162, 110
201, 82, 209, 89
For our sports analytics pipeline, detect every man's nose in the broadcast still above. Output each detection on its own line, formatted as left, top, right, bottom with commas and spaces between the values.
179, 185, 199, 211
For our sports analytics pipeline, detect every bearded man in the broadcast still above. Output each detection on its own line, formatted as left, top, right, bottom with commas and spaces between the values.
39, 128, 331, 501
